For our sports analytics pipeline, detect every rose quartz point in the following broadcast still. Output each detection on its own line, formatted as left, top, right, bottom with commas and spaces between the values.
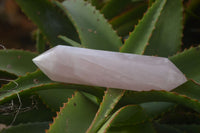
33, 45, 187, 91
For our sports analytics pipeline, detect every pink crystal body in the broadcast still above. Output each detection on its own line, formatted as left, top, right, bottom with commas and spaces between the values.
33, 45, 187, 91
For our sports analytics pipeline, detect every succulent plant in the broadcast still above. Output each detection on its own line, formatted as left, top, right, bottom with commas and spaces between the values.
0, 0, 200, 132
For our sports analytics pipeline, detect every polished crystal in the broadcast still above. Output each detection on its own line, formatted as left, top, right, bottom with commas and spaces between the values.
33, 45, 187, 91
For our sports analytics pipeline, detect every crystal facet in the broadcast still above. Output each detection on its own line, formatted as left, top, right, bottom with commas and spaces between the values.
33, 45, 187, 91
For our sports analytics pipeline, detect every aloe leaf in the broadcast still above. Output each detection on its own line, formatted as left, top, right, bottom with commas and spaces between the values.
120, 0, 166, 54
153, 123, 183, 133
36, 89, 75, 111
0, 122, 49, 133
98, 105, 149, 132
88, 0, 110, 9
115, 21, 139, 37
36, 29, 46, 54
47, 92, 98, 133
140, 102, 175, 118
110, 3, 147, 36
61, 0, 122, 51
36, 84, 104, 109
144, 0, 183, 57
86, 89, 125, 133
172, 80, 200, 101
159, 108, 200, 124
58, 35, 81, 47
0, 94, 54, 125
107, 122, 156, 133
0, 70, 52, 103
35, 81, 103, 112
82, 92, 100, 105
0, 50, 37, 76
184, 0, 200, 23
149, 0, 155, 7
173, 124, 200, 133
101, 0, 133, 20
0, 70, 104, 104
0, 71, 17, 86
37, 86, 100, 112
170, 46, 200, 83
15, 0, 80, 46
121, 81, 200, 113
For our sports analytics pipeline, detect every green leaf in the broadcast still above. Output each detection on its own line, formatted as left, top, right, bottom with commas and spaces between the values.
120, 0, 166, 54
173, 80, 200, 101
37, 84, 104, 104
98, 105, 149, 132
88, 0, 110, 9
101, 0, 133, 20
36, 29, 46, 54
0, 70, 52, 104
144, 0, 183, 57
140, 102, 175, 118
110, 3, 147, 36
170, 46, 200, 83
15, 0, 80, 46
173, 124, 200, 133
149, 0, 155, 7
0, 122, 49, 133
61, 0, 122, 51
184, 0, 200, 24
0, 50, 37, 76
121, 81, 200, 113
82, 92, 100, 105
37, 87, 100, 113
0, 70, 104, 104
58, 35, 81, 47
0, 71, 17, 86
86, 89, 125, 133
47, 92, 98, 133
0, 94, 54, 125
158, 108, 200, 124
107, 122, 156, 133
37, 89, 75, 111
153, 123, 183, 133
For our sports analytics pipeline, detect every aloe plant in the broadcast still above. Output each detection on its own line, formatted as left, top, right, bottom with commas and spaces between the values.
0, 0, 200, 132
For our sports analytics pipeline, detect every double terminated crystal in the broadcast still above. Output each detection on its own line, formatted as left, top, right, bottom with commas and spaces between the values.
33, 45, 187, 91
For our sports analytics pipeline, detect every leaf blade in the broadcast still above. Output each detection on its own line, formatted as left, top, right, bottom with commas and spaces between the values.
86, 89, 125, 133
121, 81, 200, 113
62, 0, 122, 51
0, 50, 37, 76
36, 29, 46, 54
144, 0, 183, 57
47, 92, 98, 133
0, 70, 104, 104
15, 0, 80, 46
170, 46, 200, 83
98, 105, 149, 132
0, 122, 49, 133
120, 0, 166, 54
